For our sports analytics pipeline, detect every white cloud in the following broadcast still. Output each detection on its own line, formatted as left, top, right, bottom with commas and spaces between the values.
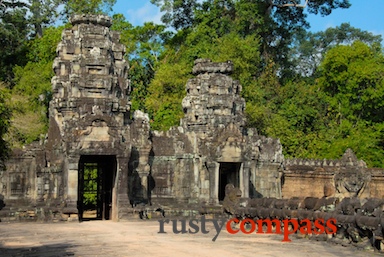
126, 2, 163, 26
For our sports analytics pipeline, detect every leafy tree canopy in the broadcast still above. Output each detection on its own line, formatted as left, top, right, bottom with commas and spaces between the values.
63, 0, 117, 17
291, 23, 383, 77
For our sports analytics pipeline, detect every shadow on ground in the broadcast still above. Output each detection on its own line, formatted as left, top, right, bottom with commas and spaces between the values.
0, 243, 76, 257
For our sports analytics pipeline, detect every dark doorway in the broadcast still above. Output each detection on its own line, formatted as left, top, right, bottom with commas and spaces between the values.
78, 155, 116, 221
219, 162, 241, 201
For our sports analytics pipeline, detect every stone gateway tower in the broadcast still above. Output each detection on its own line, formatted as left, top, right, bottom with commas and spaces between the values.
46, 14, 152, 221
150, 59, 284, 206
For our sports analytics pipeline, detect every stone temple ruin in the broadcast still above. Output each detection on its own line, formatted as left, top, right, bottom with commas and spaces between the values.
0, 14, 285, 221
0, 13, 384, 251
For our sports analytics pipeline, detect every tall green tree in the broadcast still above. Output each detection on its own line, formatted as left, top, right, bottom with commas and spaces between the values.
0, 0, 64, 81
315, 41, 384, 167
249, 41, 384, 167
28, 0, 63, 38
291, 23, 383, 77
319, 41, 384, 123
0, 1, 29, 82
111, 14, 171, 112
150, 0, 198, 30
10, 25, 64, 145
150, 0, 351, 74
263, 79, 328, 158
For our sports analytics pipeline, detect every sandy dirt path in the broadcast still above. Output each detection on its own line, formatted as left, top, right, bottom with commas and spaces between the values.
0, 220, 381, 257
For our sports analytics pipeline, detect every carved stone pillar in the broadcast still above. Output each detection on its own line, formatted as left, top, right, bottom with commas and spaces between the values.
241, 161, 251, 198
116, 156, 130, 220
207, 161, 219, 204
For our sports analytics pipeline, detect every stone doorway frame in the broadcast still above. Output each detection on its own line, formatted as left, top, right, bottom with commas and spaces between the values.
218, 162, 242, 201
77, 155, 117, 221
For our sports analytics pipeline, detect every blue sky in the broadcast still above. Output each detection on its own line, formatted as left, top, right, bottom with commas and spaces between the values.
113, 0, 384, 39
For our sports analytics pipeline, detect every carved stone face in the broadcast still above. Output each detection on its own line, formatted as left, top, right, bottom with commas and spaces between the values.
335, 169, 370, 197
342, 172, 365, 193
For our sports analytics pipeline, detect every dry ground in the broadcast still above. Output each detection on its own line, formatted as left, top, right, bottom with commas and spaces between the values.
0, 220, 381, 257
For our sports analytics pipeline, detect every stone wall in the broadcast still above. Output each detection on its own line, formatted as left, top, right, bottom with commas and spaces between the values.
283, 149, 384, 199
0, 143, 65, 222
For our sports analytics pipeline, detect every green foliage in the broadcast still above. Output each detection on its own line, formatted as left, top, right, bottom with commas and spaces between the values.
28, 0, 63, 37
0, 4, 29, 82
265, 80, 327, 157
243, 59, 280, 132
64, 0, 116, 16
8, 26, 64, 145
13, 61, 53, 109
319, 41, 384, 123
83, 164, 98, 208
291, 23, 383, 77
27, 26, 64, 62
8, 59, 52, 145
151, 0, 350, 78
111, 14, 171, 113
306, 0, 351, 15
0, 0, 65, 81
111, 14, 135, 51
150, 0, 198, 29
314, 121, 384, 168
146, 61, 191, 130
310, 41, 384, 167
0, 85, 12, 167
6, 99, 47, 147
